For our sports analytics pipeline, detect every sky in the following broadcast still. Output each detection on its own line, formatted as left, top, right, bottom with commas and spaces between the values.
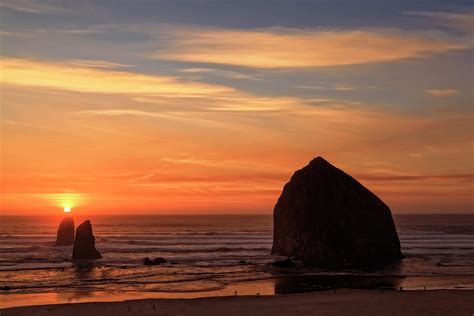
0, 0, 473, 215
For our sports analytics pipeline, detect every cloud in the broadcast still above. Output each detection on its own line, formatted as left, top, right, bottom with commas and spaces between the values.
426, 89, 459, 97
70, 123, 155, 141
62, 59, 135, 69
0, 30, 17, 37
1, 58, 233, 95
151, 26, 464, 68
77, 109, 173, 118
1, 26, 110, 38
52, 28, 105, 35
180, 67, 262, 80
356, 173, 474, 182
297, 84, 358, 91
74, 108, 242, 130
407, 11, 474, 33
0, 0, 66, 13
132, 93, 308, 113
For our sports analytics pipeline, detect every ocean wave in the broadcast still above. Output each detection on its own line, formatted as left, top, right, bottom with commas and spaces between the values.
122, 240, 271, 246
0, 246, 43, 253
399, 234, 474, 239
101, 246, 271, 254
0, 235, 55, 239
101, 235, 273, 241
402, 245, 474, 250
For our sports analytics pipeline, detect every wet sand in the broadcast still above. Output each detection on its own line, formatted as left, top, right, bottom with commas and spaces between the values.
2, 289, 473, 316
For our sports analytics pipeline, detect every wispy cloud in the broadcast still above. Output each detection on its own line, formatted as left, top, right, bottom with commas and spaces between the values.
297, 84, 358, 91
407, 11, 474, 33
356, 173, 474, 182
0, 30, 18, 37
52, 28, 105, 35
1, 58, 232, 95
151, 26, 464, 68
62, 59, 135, 69
77, 109, 169, 118
132, 94, 308, 112
0, 27, 106, 39
426, 89, 459, 97
74, 108, 238, 129
0, 0, 66, 13
70, 123, 155, 141
180, 67, 262, 80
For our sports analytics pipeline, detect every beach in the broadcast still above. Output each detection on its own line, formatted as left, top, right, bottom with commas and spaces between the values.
2, 289, 473, 316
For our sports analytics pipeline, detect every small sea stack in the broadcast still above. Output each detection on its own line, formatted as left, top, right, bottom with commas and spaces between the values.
72, 220, 102, 260
55, 217, 75, 246
272, 156, 402, 268
143, 257, 166, 266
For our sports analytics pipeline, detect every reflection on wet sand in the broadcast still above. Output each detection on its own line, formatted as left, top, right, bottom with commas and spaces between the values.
274, 275, 403, 294
57, 290, 94, 303
73, 263, 96, 280
55, 264, 96, 303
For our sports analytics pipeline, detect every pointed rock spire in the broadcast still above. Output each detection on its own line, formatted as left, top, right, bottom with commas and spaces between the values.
55, 217, 75, 246
72, 220, 102, 260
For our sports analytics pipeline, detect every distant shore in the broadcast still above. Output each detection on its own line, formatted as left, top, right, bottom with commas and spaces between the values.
2, 289, 473, 316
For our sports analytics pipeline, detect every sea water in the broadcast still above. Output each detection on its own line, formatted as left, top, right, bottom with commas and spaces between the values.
0, 214, 473, 307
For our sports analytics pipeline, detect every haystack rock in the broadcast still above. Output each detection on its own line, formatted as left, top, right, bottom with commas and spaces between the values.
55, 217, 75, 246
272, 156, 402, 268
72, 220, 102, 260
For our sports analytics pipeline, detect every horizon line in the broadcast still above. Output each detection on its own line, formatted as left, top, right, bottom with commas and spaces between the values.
1, 212, 473, 217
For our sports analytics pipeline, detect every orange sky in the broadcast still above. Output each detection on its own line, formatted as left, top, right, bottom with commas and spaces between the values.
1, 3, 473, 215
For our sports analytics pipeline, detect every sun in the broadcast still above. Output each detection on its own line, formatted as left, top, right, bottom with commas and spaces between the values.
64, 207, 71, 213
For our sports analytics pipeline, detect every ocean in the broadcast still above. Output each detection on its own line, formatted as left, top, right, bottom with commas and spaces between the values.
0, 214, 473, 307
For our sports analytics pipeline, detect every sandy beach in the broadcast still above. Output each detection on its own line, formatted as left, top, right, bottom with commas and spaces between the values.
2, 289, 473, 316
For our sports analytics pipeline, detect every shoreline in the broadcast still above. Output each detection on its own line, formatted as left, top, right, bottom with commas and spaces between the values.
2, 274, 473, 309
2, 289, 473, 316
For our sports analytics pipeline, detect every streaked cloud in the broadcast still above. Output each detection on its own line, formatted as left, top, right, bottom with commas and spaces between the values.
180, 67, 262, 80
75, 109, 227, 127
62, 59, 135, 69
0, 0, 66, 13
356, 172, 474, 182
407, 11, 474, 33
0, 0, 63, 13
152, 27, 464, 68
132, 94, 307, 112
1, 58, 232, 95
0, 26, 109, 38
426, 89, 459, 97
0, 30, 17, 37
297, 84, 358, 91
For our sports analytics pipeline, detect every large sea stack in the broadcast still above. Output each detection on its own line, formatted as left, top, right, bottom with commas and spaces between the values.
72, 220, 102, 260
272, 156, 402, 268
55, 217, 75, 246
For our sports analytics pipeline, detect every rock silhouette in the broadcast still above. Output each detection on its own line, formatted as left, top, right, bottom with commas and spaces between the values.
272, 156, 402, 268
272, 258, 296, 267
72, 220, 102, 260
143, 257, 166, 265
55, 217, 75, 246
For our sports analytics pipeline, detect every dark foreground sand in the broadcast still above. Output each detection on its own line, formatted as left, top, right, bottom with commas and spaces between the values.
2, 289, 473, 316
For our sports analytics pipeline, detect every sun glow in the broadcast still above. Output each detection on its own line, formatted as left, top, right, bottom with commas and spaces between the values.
64, 207, 71, 213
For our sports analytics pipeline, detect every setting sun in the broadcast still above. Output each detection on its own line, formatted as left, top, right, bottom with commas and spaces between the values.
63, 207, 71, 213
